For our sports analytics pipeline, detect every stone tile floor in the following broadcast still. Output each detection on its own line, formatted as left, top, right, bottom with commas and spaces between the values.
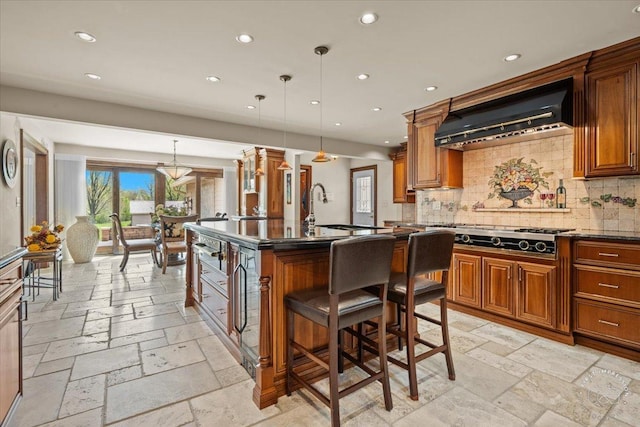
8, 254, 639, 426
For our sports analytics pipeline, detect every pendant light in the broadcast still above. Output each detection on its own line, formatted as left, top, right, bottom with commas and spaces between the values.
156, 139, 192, 180
254, 94, 265, 176
312, 46, 331, 162
277, 74, 292, 170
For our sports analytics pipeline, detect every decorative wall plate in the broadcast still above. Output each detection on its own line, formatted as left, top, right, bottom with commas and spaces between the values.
2, 139, 18, 188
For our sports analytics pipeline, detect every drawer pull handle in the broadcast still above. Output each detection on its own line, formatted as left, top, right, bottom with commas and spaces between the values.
598, 283, 619, 289
598, 319, 619, 327
598, 252, 619, 257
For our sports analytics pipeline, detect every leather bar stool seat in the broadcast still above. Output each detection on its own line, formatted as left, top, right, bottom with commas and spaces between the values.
388, 272, 445, 305
285, 234, 396, 427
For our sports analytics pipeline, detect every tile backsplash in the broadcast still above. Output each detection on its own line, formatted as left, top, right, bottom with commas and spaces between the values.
416, 132, 640, 232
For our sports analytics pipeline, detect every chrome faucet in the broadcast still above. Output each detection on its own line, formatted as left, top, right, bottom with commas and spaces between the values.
306, 183, 328, 229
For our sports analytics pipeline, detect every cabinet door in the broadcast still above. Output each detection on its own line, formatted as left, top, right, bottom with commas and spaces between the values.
414, 123, 441, 188
483, 257, 515, 317
392, 156, 407, 203
516, 262, 556, 328
266, 156, 284, 219
452, 253, 481, 307
586, 62, 638, 177
411, 122, 463, 189
0, 291, 21, 424
191, 250, 202, 302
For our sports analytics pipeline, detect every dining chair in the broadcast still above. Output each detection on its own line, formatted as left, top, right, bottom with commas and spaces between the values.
110, 213, 159, 271
159, 214, 198, 274
285, 234, 396, 427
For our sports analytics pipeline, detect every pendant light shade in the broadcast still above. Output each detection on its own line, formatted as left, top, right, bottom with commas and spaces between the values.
277, 74, 292, 171
312, 45, 331, 163
254, 94, 265, 176
156, 140, 192, 180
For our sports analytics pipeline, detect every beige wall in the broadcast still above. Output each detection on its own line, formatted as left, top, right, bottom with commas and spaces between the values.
416, 133, 640, 232
0, 115, 56, 256
0, 116, 22, 255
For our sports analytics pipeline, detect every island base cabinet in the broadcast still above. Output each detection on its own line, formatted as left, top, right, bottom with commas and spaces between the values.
0, 289, 22, 426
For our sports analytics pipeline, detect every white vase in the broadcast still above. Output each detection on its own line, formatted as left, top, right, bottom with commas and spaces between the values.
66, 215, 99, 263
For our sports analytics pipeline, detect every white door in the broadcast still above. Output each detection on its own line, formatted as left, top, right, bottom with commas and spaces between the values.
351, 167, 376, 226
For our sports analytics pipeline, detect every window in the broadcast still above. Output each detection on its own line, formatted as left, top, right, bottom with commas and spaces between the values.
356, 175, 372, 213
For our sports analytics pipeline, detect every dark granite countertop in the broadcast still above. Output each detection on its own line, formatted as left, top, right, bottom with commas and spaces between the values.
563, 229, 640, 242
0, 247, 28, 269
384, 221, 640, 243
185, 220, 414, 250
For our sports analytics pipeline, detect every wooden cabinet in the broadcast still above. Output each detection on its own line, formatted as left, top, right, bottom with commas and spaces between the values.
389, 144, 414, 203
585, 60, 639, 177
573, 239, 640, 353
238, 148, 285, 218
479, 256, 555, 328
0, 256, 24, 426
483, 257, 515, 317
405, 104, 463, 190
262, 149, 285, 219
451, 253, 481, 308
517, 262, 556, 328
449, 249, 560, 332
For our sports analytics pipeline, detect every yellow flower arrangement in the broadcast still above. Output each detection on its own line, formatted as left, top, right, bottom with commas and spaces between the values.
24, 221, 64, 251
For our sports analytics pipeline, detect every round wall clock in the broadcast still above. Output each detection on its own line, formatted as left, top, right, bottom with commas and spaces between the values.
2, 139, 18, 188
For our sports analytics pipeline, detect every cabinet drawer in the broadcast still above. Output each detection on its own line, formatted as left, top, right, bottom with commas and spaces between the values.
575, 265, 640, 306
575, 299, 640, 347
0, 259, 22, 303
574, 241, 640, 270
201, 266, 228, 298
201, 281, 229, 332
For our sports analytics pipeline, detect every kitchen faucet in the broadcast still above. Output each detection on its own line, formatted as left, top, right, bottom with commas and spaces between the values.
306, 183, 328, 229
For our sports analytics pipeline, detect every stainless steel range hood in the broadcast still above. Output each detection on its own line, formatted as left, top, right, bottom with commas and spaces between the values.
434, 78, 573, 150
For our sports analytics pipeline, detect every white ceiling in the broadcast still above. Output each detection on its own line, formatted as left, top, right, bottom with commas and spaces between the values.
1, 1, 639, 158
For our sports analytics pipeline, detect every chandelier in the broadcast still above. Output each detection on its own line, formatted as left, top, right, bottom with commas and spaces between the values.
156, 139, 192, 180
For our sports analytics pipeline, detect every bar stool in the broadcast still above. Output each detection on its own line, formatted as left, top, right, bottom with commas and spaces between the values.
383, 230, 456, 400
285, 234, 396, 427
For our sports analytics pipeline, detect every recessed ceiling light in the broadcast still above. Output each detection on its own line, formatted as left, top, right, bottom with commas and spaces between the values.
357, 74, 370, 80
504, 53, 521, 62
310, 100, 320, 105
206, 76, 221, 82
424, 86, 438, 92
384, 140, 390, 144
360, 12, 378, 24
335, 122, 342, 126
84, 73, 101, 80
75, 31, 96, 43
372, 107, 382, 112
247, 105, 256, 110
236, 34, 254, 43
633, 4, 640, 13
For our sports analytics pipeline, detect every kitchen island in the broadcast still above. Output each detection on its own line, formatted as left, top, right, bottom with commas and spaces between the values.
184, 220, 413, 409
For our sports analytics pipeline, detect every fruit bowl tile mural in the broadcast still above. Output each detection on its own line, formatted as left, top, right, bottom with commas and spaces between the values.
487, 157, 552, 208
